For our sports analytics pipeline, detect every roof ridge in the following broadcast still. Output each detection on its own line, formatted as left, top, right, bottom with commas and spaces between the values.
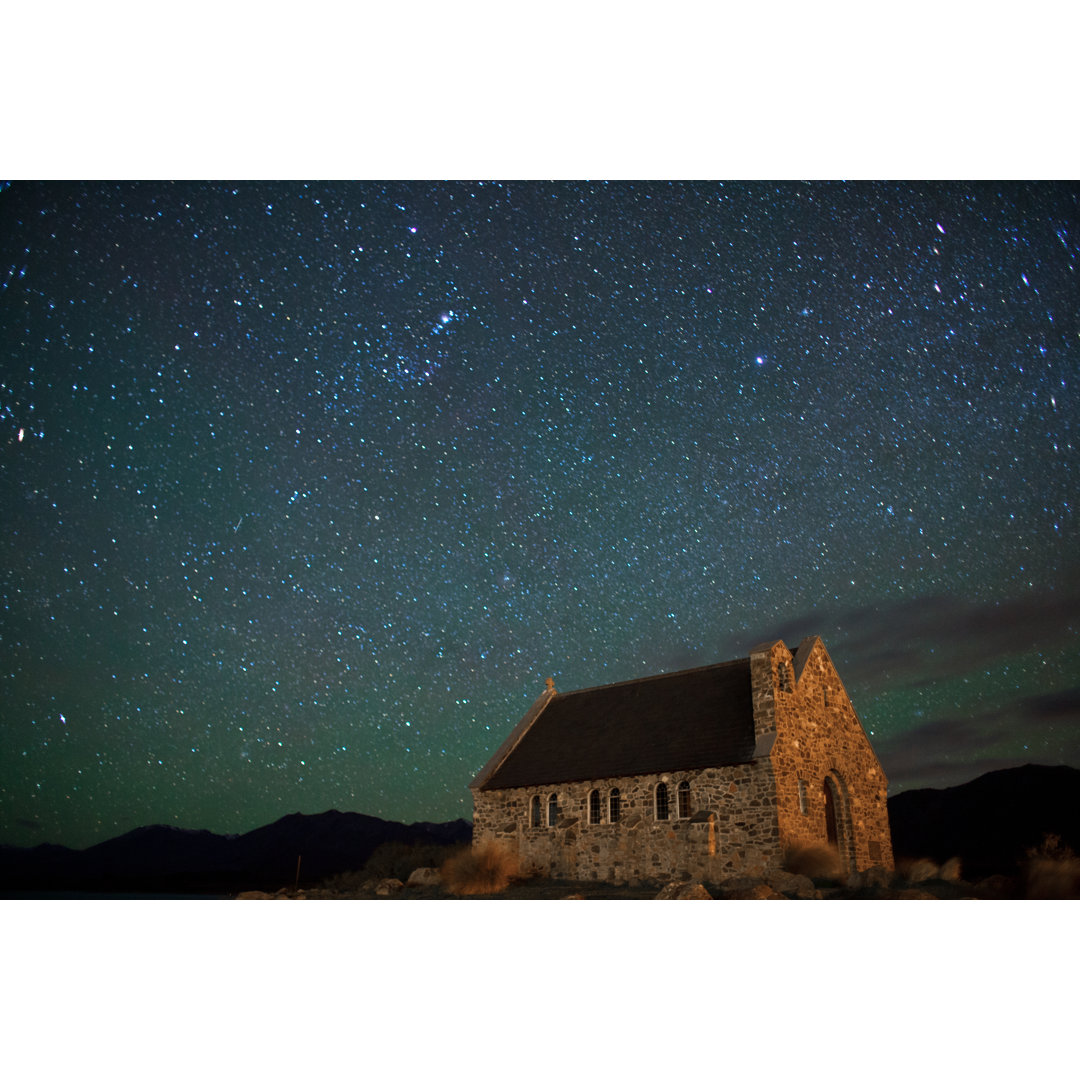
556, 655, 749, 698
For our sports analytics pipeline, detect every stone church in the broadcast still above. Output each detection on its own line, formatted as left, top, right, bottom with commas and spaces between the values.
470, 636, 894, 886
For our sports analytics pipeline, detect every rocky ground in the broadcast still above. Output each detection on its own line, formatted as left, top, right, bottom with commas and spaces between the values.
235, 863, 1034, 899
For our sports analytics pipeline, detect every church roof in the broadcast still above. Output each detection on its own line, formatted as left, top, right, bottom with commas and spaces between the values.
472, 657, 756, 791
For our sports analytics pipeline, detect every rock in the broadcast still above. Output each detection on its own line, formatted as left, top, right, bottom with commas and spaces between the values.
406, 867, 443, 887
675, 882, 713, 899
236, 889, 306, 899
716, 875, 766, 896
726, 883, 786, 899
374, 877, 404, 897
765, 870, 816, 899
973, 875, 1017, 899
896, 889, 938, 900
654, 881, 713, 899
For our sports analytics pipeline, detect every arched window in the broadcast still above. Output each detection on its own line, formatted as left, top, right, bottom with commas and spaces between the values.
547, 792, 559, 827
677, 780, 691, 819
655, 782, 669, 821
797, 779, 808, 815
588, 789, 601, 825
530, 794, 542, 827
778, 660, 794, 693
609, 788, 621, 824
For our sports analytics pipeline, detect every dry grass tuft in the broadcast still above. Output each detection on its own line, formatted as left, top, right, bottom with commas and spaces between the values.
939, 856, 963, 882
898, 857, 941, 883
783, 842, 844, 881
896, 855, 965, 885
1023, 834, 1080, 900
362, 841, 468, 882
441, 840, 520, 896
317, 842, 469, 894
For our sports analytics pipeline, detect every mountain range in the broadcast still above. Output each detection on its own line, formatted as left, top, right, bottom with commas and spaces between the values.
886, 762, 1080, 881
0, 810, 471, 895
2, 763, 1077, 896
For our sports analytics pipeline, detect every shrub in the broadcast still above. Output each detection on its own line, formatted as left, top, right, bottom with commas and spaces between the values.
1023, 834, 1080, 900
361, 841, 465, 883
939, 856, 963, 883
898, 857, 940, 883
441, 840, 520, 896
782, 842, 844, 882
317, 842, 468, 895
318, 869, 371, 894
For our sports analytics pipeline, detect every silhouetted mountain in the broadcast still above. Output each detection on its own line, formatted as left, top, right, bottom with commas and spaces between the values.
0, 812, 472, 895
887, 764, 1080, 880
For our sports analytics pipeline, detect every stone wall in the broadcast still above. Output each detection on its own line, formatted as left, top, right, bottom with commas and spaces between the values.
472, 760, 784, 886
753, 638, 894, 872
472, 636, 894, 885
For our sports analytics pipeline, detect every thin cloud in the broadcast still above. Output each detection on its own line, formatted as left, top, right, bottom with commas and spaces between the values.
877, 687, 1080, 793
760, 585, 1080, 695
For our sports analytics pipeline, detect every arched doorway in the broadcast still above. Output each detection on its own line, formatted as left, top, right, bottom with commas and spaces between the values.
824, 778, 839, 847
823, 773, 855, 873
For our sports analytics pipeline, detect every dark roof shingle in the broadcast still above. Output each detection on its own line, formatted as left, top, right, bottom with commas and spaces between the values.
476, 658, 755, 790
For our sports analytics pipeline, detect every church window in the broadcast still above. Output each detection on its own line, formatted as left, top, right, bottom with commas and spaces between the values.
655, 782, 670, 821
588, 789, 602, 825
547, 793, 559, 827
778, 661, 794, 693
798, 779, 808, 815
530, 794, 542, 827
609, 788, 621, 823
677, 780, 691, 819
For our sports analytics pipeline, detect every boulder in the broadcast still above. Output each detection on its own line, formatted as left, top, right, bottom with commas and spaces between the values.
235, 890, 276, 900
896, 889, 938, 900
374, 877, 404, 897
655, 881, 713, 899
973, 875, 1018, 899
406, 867, 442, 887
725, 883, 786, 900
675, 882, 713, 899
765, 870, 816, 899
716, 874, 790, 898
715, 875, 767, 896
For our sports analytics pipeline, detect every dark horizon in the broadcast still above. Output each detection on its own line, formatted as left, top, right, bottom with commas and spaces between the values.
5, 758, 1074, 857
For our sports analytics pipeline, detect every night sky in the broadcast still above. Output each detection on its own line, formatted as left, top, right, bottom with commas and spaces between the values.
2, 180, 1077, 850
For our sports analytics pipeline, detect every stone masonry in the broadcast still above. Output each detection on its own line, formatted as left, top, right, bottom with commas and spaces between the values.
470, 636, 893, 886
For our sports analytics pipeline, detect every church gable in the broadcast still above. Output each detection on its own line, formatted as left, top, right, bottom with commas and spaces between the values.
766, 636, 892, 870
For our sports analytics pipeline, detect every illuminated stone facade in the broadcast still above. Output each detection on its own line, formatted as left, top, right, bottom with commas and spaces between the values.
470, 637, 893, 886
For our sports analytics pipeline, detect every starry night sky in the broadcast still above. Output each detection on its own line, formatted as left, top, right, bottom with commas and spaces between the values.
2, 180, 1077, 850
